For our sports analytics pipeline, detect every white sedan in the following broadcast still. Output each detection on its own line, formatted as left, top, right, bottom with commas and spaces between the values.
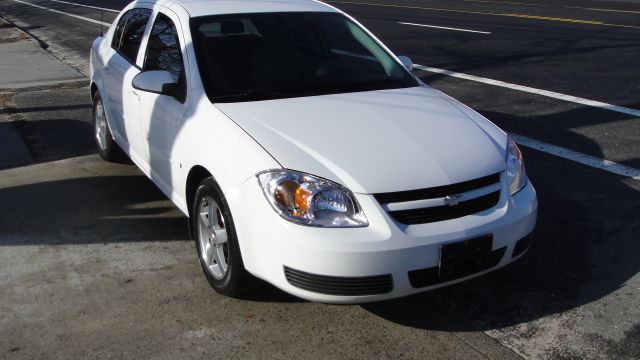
90, 0, 537, 303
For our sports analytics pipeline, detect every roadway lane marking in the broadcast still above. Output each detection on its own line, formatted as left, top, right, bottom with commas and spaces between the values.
45, 0, 119, 13
462, 0, 544, 6
502, 13, 605, 26
413, 64, 640, 118
413, 63, 640, 179
566, 7, 640, 15
9, 0, 111, 26
399, 22, 491, 34
6, 0, 639, 180
467, 1, 640, 14
511, 134, 640, 180
328, 1, 640, 29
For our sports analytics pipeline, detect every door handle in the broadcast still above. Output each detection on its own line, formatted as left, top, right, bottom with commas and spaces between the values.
132, 89, 140, 99
103, 66, 111, 75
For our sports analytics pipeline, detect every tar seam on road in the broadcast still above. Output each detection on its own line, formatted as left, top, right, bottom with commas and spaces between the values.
9, 0, 111, 26
328, 1, 640, 29
45, 0, 119, 13
463, 0, 640, 14
399, 22, 491, 34
462, 0, 545, 6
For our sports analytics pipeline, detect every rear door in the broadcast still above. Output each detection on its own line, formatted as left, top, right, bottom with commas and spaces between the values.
103, 7, 152, 159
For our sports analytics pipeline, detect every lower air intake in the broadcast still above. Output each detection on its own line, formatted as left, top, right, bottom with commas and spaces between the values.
284, 267, 393, 296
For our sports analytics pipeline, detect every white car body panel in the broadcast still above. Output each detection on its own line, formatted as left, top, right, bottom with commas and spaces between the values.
171, 92, 282, 214
89, 0, 538, 303
178, 0, 337, 17
217, 86, 506, 194
235, 177, 536, 303
133, 7, 189, 199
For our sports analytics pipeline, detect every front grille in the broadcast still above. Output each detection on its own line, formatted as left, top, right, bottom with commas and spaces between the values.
374, 172, 501, 225
389, 191, 500, 225
408, 246, 506, 288
374, 173, 500, 203
284, 267, 393, 296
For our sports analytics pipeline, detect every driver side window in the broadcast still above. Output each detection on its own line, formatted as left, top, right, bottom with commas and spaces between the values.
144, 13, 185, 84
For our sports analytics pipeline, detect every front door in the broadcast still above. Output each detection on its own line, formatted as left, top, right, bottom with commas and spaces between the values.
137, 11, 189, 196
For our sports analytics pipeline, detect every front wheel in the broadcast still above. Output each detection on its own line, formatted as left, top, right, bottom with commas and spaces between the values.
192, 177, 254, 296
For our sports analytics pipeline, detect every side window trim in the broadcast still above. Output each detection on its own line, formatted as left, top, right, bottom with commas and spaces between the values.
111, 10, 130, 51
112, 8, 152, 67
143, 11, 188, 102
143, 13, 185, 73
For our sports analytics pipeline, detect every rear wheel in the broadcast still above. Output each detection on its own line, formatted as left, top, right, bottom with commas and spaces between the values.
93, 92, 121, 162
192, 177, 254, 296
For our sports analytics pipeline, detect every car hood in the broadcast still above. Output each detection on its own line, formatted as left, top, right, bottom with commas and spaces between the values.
216, 86, 507, 194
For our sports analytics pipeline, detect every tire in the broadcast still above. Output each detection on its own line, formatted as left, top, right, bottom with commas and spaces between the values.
192, 177, 254, 296
92, 92, 122, 162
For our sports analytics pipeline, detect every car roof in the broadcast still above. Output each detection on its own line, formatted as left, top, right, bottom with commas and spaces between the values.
153, 0, 340, 18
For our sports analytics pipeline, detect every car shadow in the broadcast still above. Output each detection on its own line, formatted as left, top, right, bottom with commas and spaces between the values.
11, 118, 95, 163
0, 162, 304, 302
237, 278, 303, 303
7, 3, 637, 329
0, 174, 189, 245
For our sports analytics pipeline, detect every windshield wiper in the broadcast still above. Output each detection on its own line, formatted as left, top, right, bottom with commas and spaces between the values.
212, 89, 290, 102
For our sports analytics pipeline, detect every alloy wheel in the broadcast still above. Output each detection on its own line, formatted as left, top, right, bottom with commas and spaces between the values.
197, 195, 229, 279
94, 100, 107, 151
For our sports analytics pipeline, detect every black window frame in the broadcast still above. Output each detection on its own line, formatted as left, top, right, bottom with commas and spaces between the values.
111, 10, 130, 51
111, 8, 152, 66
190, 12, 418, 103
143, 12, 187, 103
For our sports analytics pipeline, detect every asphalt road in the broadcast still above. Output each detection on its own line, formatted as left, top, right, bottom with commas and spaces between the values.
0, 0, 639, 358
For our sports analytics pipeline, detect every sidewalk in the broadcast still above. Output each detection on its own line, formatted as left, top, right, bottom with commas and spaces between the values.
0, 18, 85, 89
0, 17, 88, 169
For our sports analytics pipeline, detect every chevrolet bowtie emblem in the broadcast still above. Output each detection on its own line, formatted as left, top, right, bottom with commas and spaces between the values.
443, 194, 463, 207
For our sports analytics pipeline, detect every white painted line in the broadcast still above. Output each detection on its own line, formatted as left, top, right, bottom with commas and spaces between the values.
411, 65, 640, 179
399, 22, 491, 34
10, 0, 111, 26
45, 0, 119, 13
511, 134, 640, 180
4, 1, 636, 180
414, 64, 640, 118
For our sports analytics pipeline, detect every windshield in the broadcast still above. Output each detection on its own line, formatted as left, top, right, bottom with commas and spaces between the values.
191, 12, 418, 103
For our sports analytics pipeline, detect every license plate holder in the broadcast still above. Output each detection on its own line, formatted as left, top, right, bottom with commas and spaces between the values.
440, 235, 493, 277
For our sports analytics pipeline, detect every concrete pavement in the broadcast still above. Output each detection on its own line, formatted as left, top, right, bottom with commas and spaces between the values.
0, 155, 521, 359
0, 15, 520, 358
0, 18, 84, 89
1, 0, 639, 358
0, 17, 88, 169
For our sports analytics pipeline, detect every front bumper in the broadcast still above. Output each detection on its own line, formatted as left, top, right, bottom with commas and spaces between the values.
232, 177, 537, 304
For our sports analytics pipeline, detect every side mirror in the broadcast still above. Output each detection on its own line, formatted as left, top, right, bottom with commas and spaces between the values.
132, 70, 183, 100
397, 56, 413, 71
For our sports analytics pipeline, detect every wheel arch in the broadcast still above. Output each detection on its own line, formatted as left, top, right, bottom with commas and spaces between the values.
185, 165, 213, 218
90, 82, 99, 102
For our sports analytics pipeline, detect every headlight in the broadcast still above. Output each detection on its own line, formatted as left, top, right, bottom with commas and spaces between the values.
506, 138, 527, 195
257, 170, 368, 227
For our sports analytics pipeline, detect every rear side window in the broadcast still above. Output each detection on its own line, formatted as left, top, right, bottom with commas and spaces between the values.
111, 11, 130, 50
144, 13, 184, 82
112, 8, 152, 64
